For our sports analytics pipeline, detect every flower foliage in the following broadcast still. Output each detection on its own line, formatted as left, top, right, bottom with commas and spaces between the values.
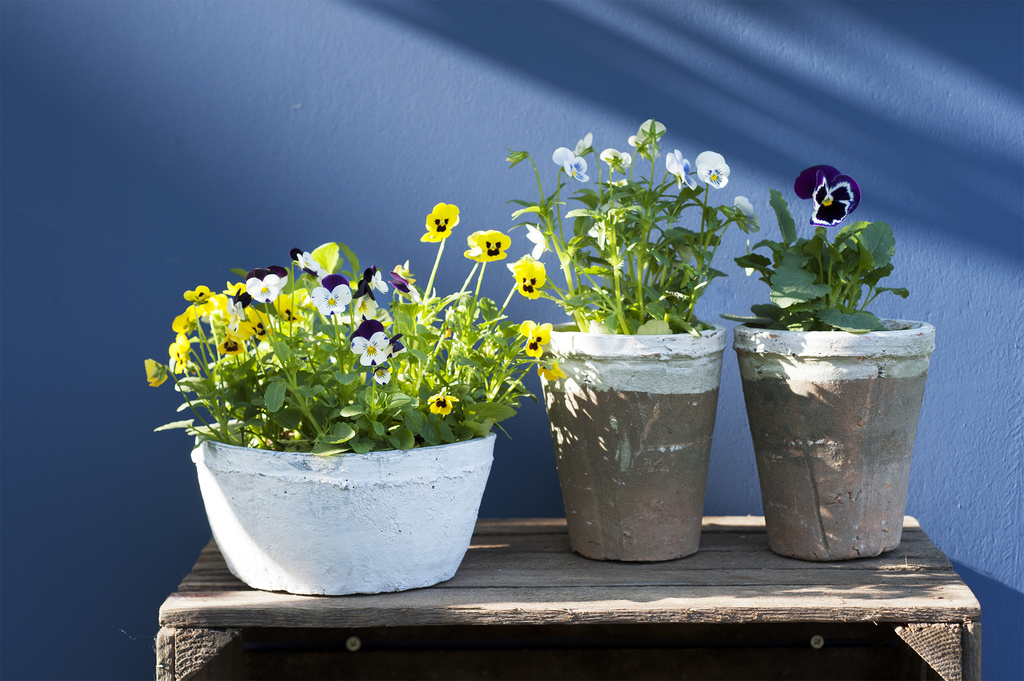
146, 207, 556, 455
506, 120, 758, 335
729, 165, 907, 333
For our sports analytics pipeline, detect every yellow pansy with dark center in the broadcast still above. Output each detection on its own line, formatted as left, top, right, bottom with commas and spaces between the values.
428, 393, 459, 416
511, 258, 546, 299
422, 203, 460, 243
219, 337, 244, 355
184, 286, 212, 303
464, 230, 512, 263
519, 320, 552, 358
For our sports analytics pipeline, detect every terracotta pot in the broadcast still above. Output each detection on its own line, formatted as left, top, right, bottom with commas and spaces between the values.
541, 326, 727, 561
734, 321, 935, 561
191, 434, 494, 595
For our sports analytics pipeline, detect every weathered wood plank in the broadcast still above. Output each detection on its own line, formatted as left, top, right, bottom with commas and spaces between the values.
962, 621, 981, 681
174, 628, 242, 680
159, 580, 980, 629
155, 627, 175, 681
896, 622, 963, 681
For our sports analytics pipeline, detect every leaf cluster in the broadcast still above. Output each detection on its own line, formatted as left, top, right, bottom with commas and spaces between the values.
727, 189, 908, 333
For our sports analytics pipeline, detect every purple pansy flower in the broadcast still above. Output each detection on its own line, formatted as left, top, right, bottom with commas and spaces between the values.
389, 270, 411, 294
794, 165, 861, 227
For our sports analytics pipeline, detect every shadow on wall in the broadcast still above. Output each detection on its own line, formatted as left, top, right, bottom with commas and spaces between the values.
950, 562, 1024, 681
356, 0, 1022, 258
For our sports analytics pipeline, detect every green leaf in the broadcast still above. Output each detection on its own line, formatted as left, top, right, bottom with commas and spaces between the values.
854, 221, 895, 269
769, 265, 830, 307
388, 428, 416, 451
403, 408, 425, 435
466, 402, 517, 423
511, 205, 542, 219
154, 419, 194, 432
351, 438, 374, 455
818, 309, 887, 333
769, 188, 797, 245
636, 319, 671, 335
340, 404, 364, 418
265, 381, 287, 412
311, 242, 340, 274
329, 422, 356, 443
336, 242, 360, 280
875, 286, 910, 299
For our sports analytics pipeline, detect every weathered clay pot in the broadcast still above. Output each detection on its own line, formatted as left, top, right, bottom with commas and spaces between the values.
541, 326, 727, 561
734, 321, 935, 561
191, 434, 494, 595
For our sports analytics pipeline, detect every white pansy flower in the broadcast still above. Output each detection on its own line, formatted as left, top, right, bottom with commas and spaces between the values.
574, 133, 593, 156
695, 151, 730, 189
628, 119, 666, 147
734, 196, 759, 226
525, 224, 548, 259
599, 148, 632, 174
665, 150, 696, 189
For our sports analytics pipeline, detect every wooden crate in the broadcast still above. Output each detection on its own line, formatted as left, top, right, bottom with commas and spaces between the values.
157, 517, 980, 680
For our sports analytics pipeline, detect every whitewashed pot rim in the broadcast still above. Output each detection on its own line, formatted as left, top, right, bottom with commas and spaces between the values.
732, 319, 935, 359
547, 322, 727, 360
192, 433, 496, 486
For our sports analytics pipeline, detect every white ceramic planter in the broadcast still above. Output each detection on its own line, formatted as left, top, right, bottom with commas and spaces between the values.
191, 434, 495, 595
541, 325, 727, 561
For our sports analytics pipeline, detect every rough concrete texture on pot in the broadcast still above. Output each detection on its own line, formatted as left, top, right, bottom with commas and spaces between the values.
542, 326, 726, 562
191, 434, 494, 595
734, 321, 935, 561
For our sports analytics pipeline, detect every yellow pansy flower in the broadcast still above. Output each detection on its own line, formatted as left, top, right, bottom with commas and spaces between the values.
183, 285, 213, 303
274, 295, 304, 322
428, 393, 459, 416
172, 307, 199, 335
224, 281, 246, 297
422, 203, 460, 243
538, 362, 566, 382
519, 320, 552, 358
248, 309, 271, 340
168, 335, 191, 373
218, 327, 250, 355
144, 359, 168, 387
464, 230, 512, 263
510, 257, 546, 299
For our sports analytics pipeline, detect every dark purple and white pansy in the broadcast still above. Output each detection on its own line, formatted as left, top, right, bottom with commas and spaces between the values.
355, 266, 388, 300
794, 165, 860, 227
289, 248, 328, 279
245, 267, 288, 303
310, 273, 352, 316
350, 318, 400, 367
226, 293, 251, 331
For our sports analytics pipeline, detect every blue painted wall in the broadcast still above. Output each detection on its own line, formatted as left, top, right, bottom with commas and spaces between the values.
1, 2, 1020, 678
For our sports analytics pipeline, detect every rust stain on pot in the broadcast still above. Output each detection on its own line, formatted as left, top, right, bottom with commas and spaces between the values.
544, 385, 718, 562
